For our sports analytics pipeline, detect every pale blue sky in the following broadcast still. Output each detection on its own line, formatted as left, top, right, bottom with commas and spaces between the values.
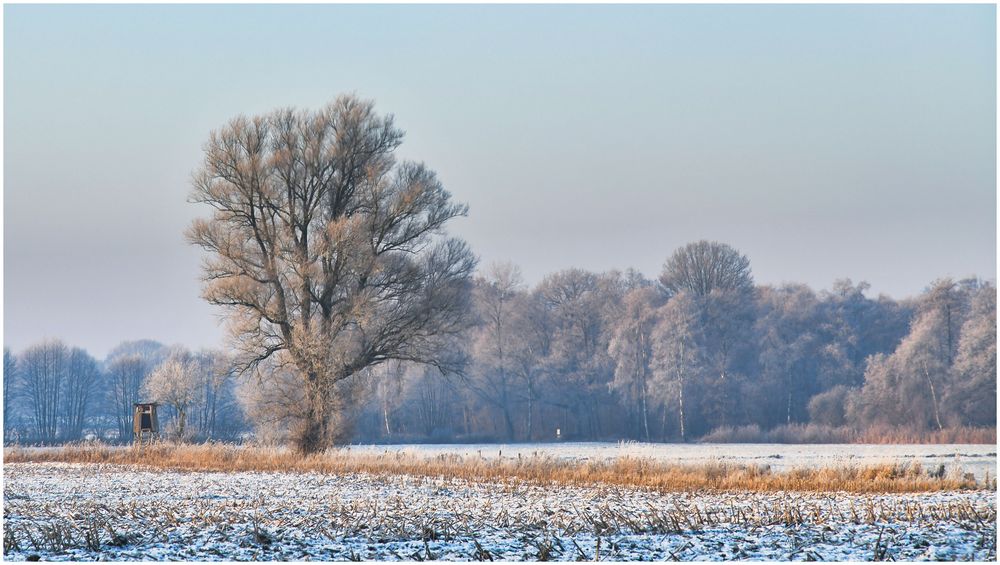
4, 4, 996, 357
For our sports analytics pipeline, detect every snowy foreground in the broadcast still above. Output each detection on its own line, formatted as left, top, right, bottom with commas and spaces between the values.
4, 463, 996, 561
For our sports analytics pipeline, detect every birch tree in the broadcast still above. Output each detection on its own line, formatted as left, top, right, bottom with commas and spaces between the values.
608, 286, 663, 440
660, 241, 755, 429
188, 95, 475, 452
651, 293, 703, 441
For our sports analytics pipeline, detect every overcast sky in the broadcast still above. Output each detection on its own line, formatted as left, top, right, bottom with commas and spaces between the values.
4, 4, 996, 358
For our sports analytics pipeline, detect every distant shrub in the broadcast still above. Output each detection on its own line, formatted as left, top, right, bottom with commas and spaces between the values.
807, 386, 850, 427
700, 425, 766, 443
769, 424, 852, 443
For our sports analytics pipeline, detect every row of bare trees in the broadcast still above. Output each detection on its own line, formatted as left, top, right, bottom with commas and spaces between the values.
4, 341, 243, 444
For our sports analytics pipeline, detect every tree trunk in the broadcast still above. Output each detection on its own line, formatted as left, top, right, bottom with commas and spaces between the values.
177, 408, 187, 440
641, 376, 650, 442
526, 382, 533, 441
678, 382, 686, 442
786, 386, 792, 425
502, 406, 515, 441
298, 375, 329, 454
923, 364, 944, 431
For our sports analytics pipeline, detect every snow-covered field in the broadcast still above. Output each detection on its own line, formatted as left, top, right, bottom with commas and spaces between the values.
351, 442, 998, 481
4, 462, 996, 561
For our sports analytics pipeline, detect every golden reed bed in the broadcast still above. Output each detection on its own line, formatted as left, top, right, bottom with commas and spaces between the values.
5, 442, 991, 494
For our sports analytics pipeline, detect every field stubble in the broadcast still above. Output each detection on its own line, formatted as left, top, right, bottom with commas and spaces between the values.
3, 443, 997, 561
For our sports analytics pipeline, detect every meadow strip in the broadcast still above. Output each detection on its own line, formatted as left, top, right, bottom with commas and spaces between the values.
3, 443, 986, 493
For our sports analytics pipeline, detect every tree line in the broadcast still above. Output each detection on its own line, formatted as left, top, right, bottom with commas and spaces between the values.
348, 244, 995, 443
4, 241, 995, 445
3, 341, 244, 444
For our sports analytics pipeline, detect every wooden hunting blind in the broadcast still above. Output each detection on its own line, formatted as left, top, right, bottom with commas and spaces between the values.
133, 403, 159, 442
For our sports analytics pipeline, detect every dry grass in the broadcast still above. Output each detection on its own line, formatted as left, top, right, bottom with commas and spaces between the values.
4, 442, 988, 493
701, 424, 997, 445
855, 426, 998, 445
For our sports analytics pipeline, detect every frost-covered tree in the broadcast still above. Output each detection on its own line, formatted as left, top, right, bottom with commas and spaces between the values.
608, 286, 664, 440
144, 357, 200, 440
918, 278, 973, 365
848, 280, 980, 431
507, 291, 552, 441
651, 293, 703, 440
535, 269, 620, 438
753, 284, 826, 427
658, 242, 756, 430
943, 286, 996, 426
466, 263, 526, 440
819, 280, 913, 387
188, 95, 475, 452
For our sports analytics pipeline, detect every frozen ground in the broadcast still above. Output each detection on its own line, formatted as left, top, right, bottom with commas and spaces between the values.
351, 442, 998, 481
4, 462, 996, 561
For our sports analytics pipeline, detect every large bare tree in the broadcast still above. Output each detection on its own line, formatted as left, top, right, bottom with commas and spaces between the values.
188, 95, 475, 452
